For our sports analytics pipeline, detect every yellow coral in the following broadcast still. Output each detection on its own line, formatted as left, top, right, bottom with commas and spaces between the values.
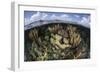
50, 34, 71, 49
67, 25, 81, 47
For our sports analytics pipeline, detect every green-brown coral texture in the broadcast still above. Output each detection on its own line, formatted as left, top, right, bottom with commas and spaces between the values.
24, 23, 90, 61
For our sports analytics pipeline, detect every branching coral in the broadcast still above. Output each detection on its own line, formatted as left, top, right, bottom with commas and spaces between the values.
24, 23, 90, 61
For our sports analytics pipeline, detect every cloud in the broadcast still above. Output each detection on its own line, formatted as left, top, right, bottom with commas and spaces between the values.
50, 14, 59, 20
24, 12, 42, 25
30, 12, 41, 22
78, 16, 90, 28
74, 15, 80, 18
49, 14, 71, 21
60, 14, 69, 18
60, 14, 71, 21
41, 13, 48, 20
80, 16, 90, 24
24, 11, 90, 28
24, 18, 30, 25
25, 12, 75, 25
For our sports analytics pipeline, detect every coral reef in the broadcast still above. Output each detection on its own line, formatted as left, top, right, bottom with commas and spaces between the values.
24, 23, 90, 61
